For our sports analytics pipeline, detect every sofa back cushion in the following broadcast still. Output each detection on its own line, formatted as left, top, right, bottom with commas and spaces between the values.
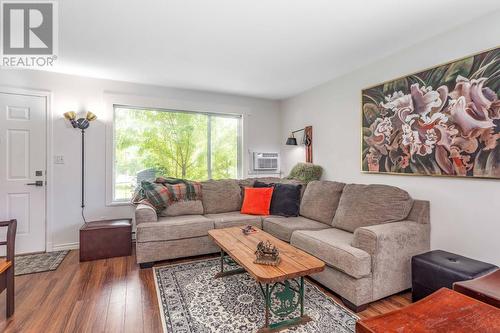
202, 179, 242, 214
160, 200, 204, 217
299, 180, 345, 224
332, 184, 414, 232
242, 177, 306, 198
254, 181, 302, 217
240, 187, 274, 215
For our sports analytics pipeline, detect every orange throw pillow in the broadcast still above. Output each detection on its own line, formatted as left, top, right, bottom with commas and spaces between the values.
241, 187, 274, 215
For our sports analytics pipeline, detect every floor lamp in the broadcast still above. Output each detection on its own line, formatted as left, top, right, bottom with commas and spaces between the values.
63, 111, 97, 222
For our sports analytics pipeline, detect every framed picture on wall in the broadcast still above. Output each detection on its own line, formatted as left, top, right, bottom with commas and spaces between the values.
361, 46, 500, 179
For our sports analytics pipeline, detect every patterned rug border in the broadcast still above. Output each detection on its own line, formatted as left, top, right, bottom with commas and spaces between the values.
153, 257, 359, 333
153, 264, 169, 333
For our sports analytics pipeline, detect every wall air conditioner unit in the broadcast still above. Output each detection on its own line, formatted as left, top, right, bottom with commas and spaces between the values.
253, 152, 279, 171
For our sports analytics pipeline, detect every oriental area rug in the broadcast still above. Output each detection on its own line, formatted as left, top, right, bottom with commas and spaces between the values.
153, 258, 357, 333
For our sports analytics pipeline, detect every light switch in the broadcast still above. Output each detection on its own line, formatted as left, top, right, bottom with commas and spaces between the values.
54, 155, 65, 164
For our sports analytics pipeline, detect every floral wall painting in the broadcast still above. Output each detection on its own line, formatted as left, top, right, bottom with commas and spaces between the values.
362, 46, 500, 179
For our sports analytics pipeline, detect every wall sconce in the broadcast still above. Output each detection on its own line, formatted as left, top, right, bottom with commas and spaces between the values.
63, 111, 97, 220
286, 132, 299, 146
285, 126, 313, 162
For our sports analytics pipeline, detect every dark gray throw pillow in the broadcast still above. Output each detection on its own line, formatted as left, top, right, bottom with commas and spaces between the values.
254, 181, 302, 217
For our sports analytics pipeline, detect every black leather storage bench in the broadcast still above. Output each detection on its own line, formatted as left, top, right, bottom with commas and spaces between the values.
411, 250, 498, 302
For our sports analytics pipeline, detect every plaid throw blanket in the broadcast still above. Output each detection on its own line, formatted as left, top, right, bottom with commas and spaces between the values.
132, 177, 202, 213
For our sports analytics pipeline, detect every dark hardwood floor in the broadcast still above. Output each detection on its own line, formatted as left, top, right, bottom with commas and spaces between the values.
0, 248, 411, 332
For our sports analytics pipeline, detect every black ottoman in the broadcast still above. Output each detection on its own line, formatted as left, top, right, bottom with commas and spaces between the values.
411, 250, 498, 302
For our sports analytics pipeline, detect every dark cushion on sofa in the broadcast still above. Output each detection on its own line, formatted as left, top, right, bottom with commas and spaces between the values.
254, 181, 302, 217
253, 181, 273, 189
411, 250, 498, 302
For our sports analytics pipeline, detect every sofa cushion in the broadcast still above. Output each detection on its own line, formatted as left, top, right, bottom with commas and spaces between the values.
291, 229, 372, 279
241, 187, 274, 215
202, 179, 242, 214
238, 178, 259, 188
263, 216, 329, 242
332, 184, 413, 233
206, 211, 262, 229
255, 181, 302, 217
136, 215, 214, 242
299, 180, 346, 224
243, 178, 306, 197
160, 200, 204, 217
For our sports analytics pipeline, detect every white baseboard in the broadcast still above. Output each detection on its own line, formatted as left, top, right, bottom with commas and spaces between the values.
51, 242, 79, 251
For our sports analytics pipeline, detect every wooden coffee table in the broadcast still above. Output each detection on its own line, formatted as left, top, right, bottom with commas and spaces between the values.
208, 227, 325, 333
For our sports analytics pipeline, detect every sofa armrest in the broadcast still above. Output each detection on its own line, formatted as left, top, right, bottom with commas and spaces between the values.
135, 204, 158, 224
352, 221, 430, 300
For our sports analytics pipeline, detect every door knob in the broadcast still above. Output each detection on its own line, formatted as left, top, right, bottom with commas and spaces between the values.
26, 181, 44, 186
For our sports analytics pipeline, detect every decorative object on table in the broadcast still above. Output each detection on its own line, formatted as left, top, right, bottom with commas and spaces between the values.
286, 162, 323, 183
241, 225, 257, 235
240, 187, 274, 215
411, 250, 498, 302
153, 258, 356, 333
286, 126, 313, 162
356, 288, 500, 333
15, 250, 68, 276
362, 46, 500, 179
131, 177, 202, 213
254, 181, 302, 217
453, 268, 500, 308
0, 219, 16, 317
254, 240, 281, 266
79, 218, 132, 262
63, 111, 97, 221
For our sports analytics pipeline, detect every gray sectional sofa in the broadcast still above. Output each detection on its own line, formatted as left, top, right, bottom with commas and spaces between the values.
135, 178, 430, 311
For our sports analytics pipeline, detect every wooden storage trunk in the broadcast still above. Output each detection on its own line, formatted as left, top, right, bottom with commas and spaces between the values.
79, 219, 132, 261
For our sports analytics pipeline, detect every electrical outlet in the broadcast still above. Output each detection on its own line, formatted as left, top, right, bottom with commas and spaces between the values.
54, 155, 65, 164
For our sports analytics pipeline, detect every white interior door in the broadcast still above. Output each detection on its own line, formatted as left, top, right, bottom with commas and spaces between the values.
0, 92, 46, 254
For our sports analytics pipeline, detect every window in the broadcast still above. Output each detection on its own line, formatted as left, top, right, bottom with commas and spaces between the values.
113, 105, 242, 201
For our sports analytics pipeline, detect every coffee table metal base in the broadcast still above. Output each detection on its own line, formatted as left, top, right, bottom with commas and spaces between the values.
214, 249, 246, 278
215, 250, 311, 332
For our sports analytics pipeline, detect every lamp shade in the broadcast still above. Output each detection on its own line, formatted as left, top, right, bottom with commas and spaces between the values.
64, 111, 76, 120
86, 112, 97, 121
286, 136, 298, 145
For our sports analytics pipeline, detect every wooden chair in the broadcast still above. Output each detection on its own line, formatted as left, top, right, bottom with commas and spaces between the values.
0, 219, 16, 317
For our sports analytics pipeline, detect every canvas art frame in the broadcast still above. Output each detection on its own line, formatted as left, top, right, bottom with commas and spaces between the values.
361, 46, 500, 179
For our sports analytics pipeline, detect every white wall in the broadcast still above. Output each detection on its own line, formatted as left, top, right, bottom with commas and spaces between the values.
0, 70, 281, 250
280, 12, 500, 265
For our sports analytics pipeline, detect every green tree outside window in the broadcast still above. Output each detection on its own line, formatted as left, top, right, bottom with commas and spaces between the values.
114, 107, 240, 200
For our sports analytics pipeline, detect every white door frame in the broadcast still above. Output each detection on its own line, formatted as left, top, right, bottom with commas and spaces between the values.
0, 86, 54, 253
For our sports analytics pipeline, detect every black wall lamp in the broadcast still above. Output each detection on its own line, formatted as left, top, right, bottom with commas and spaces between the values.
286, 128, 311, 146
286, 130, 299, 146
286, 126, 313, 163
63, 111, 97, 220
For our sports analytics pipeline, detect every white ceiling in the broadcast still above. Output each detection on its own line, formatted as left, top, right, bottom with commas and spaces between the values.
49, 0, 500, 99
